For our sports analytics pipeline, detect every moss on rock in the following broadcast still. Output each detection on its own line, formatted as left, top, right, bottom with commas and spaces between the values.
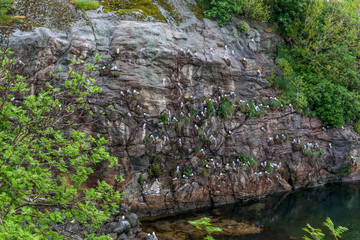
101, 0, 182, 24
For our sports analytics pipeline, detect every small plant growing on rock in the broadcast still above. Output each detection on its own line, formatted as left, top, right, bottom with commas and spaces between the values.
182, 164, 192, 177
188, 217, 222, 240
147, 156, 163, 178
217, 98, 234, 120
246, 101, 264, 119
237, 20, 250, 33
238, 153, 258, 168
262, 99, 282, 110
159, 113, 169, 124
205, 97, 215, 117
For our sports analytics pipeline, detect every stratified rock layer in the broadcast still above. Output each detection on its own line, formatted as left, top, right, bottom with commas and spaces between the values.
5, 0, 360, 217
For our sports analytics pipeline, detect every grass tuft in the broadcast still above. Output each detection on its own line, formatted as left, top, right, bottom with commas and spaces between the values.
75, 0, 100, 10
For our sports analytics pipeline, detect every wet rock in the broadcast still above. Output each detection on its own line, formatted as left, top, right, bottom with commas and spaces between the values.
114, 220, 131, 234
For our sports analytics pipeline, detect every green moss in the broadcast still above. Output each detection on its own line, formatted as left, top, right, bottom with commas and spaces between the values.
101, 0, 183, 24
76, 0, 100, 10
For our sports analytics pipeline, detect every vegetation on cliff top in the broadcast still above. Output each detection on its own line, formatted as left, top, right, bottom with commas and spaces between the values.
197, 0, 360, 128
0, 49, 122, 238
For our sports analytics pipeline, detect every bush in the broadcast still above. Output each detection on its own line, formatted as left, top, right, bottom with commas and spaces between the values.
197, 0, 243, 26
75, 0, 100, 10
355, 120, 360, 134
0, 0, 15, 24
217, 98, 234, 120
182, 164, 192, 177
237, 20, 249, 32
0, 49, 122, 239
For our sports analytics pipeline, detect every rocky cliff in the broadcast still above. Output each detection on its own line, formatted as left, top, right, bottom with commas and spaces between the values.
5, 0, 360, 218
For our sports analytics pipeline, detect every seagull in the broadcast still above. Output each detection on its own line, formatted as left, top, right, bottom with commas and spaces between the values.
120, 91, 125, 96
152, 232, 158, 240
126, 89, 132, 94
18, 60, 25, 65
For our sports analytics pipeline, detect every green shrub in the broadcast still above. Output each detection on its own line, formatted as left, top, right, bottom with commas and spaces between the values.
237, 20, 250, 32
0, 49, 121, 238
148, 156, 163, 178
205, 97, 215, 117
355, 120, 360, 134
197, 0, 243, 26
0, 0, 15, 24
182, 164, 192, 177
246, 101, 264, 118
217, 98, 234, 120
75, 0, 100, 10
159, 113, 169, 124
238, 153, 258, 168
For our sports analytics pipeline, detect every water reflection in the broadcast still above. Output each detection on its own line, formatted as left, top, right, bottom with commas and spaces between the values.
142, 182, 360, 239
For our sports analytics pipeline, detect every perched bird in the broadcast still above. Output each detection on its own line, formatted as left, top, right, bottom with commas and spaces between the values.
239, 58, 248, 68
222, 56, 232, 66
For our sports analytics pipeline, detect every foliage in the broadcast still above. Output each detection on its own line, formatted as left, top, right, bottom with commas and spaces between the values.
182, 164, 192, 177
238, 153, 258, 168
269, 0, 309, 37
242, 0, 270, 22
0, 0, 17, 25
271, 0, 360, 127
147, 156, 163, 178
205, 97, 215, 117
303, 217, 348, 240
355, 120, 360, 135
196, 0, 243, 26
237, 20, 249, 33
246, 101, 264, 118
159, 113, 169, 124
75, 0, 100, 10
188, 217, 222, 240
196, 0, 269, 25
177, 116, 191, 131
139, 174, 144, 189
217, 98, 234, 120
0, 49, 122, 239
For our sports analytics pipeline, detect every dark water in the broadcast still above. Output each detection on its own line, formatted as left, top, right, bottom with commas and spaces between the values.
142, 182, 360, 239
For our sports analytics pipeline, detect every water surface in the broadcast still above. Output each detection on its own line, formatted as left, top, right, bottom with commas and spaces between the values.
142, 182, 360, 239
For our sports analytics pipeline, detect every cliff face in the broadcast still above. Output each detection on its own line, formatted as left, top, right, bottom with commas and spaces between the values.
6, 0, 360, 217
